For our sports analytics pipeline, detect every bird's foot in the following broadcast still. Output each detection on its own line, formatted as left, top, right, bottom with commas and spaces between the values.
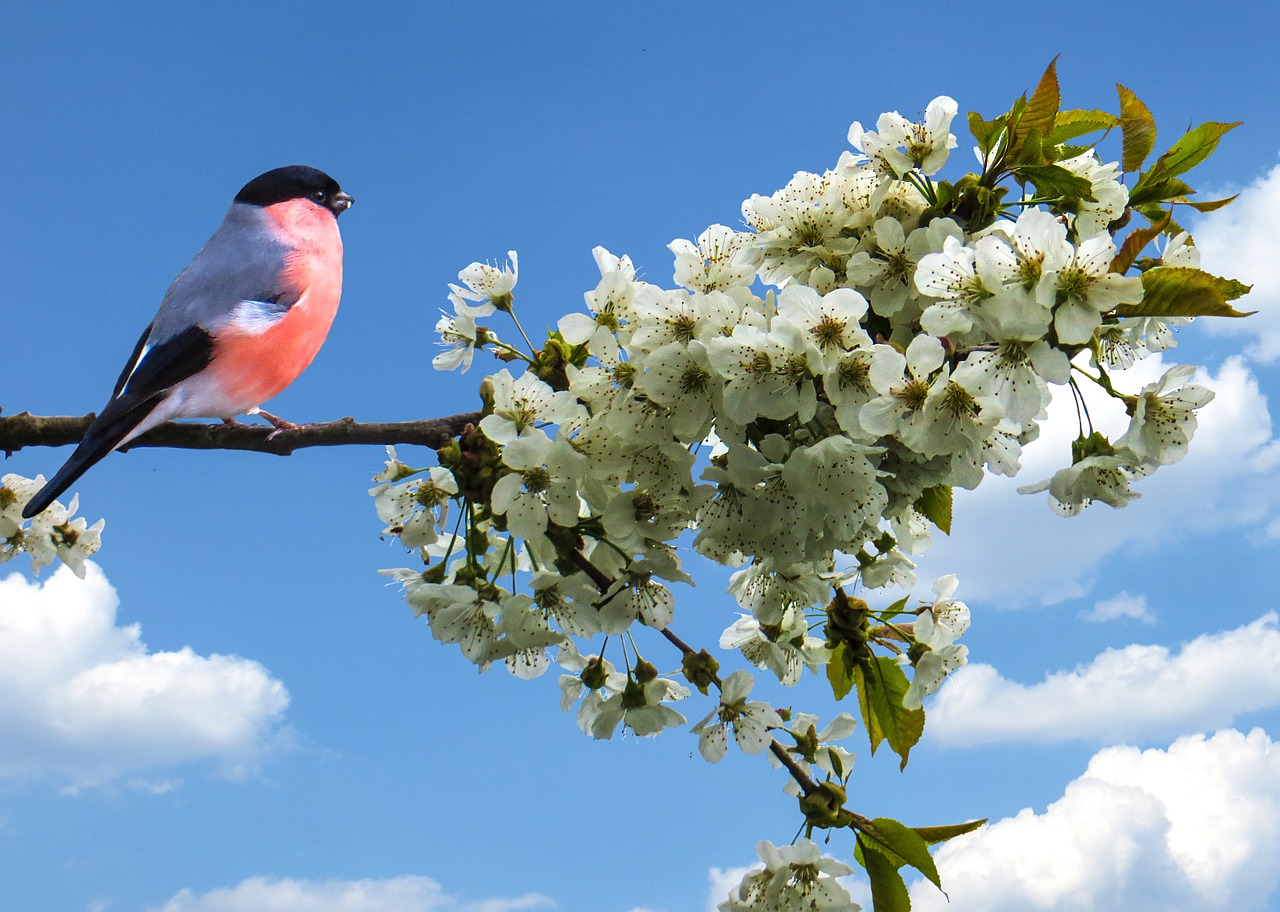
251, 408, 311, 441
249, 408, 300, 431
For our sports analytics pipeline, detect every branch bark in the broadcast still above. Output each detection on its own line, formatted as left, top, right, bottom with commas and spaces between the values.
0, 411, 484, 457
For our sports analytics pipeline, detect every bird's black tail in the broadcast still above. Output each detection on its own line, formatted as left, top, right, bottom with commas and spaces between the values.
21, 397, 160, 519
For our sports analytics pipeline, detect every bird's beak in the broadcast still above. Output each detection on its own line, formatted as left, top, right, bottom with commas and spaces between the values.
332, 191, 354, 213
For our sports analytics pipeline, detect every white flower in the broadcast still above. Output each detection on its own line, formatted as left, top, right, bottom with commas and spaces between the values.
415, 583, 503, 667
371, 466, 457, 549
771, 711, 859, 797
952, 338, 1069, 426
1162, 231, 1200, 268
721, 612, 826, 686
491, 432, 586, 539
707, 323, 820, 424
670, 224, 756, 292
823, 343, 905, 439
1057, 152, 1129, 238
718, 840, 858, 912
492, 595, 565, 679
1115, 364, 1215, 466
898, 574, 971, 709
914, 235, 997, 336
433, 305, 488, 372
634, 340, 721, 440
590, 671, 689, 739
741, 170, 860, 288
1052, 235, 1144, 345
452, 250, 518, 309
596, 574, 675, 634
782, 437, 887, 545
1018, 453, 1145, 515
728, 562, 832, 627
556, 642, 627, 731
773, 286, 871, 370
690, 670, 783, 763
22, 493, 105, 577
479, 369, 584, 444
859, 333, 945, 440
858, 544, 917, 591
559, 247, 641, 361
848, 216, 961, 318
533, 572, 603, 637
849, 95, 958, 177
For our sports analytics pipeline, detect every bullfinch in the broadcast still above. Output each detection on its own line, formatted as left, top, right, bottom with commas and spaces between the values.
22, 165, 353, 519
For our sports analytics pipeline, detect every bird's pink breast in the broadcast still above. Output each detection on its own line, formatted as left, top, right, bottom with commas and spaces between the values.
210, 200, 344, 411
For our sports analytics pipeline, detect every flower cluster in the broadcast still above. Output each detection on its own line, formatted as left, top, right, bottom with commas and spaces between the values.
391, 94, 1214, 714
0, 474, 104, 576
378, 75, 1238, 910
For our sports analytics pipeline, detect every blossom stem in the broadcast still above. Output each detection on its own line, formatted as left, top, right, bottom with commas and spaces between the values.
490, 340, 536, 364
506, 311, 539, 357
563, 545, 859, 812
768, 740, 821, 797
566, 547, 613, 592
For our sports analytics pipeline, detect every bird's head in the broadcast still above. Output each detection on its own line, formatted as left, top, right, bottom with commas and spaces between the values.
234, 165, 353, 217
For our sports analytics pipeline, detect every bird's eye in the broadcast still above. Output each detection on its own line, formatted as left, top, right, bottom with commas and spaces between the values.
313, 189, 328, 202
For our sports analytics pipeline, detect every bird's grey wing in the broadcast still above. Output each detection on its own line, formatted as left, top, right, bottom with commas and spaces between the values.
148, 202, 300, 340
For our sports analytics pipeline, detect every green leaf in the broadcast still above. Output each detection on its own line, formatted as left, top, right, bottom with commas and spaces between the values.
860, 817, 941, 888
1018, 56, 1060, 149
1148, 121, 1242, 181
827, 642, 855, 701
968, 111, 1007, 158
912, 819, 988, 846
853, 656, 925, 770
1129, 175, 1194, 208
914, 485, 952, 535
1114, 266, 1254, 319
1117, 84, 1157, 172
881, 595, 912, 620
1047, 108, 1119, 144
1111, 211, 1171, 274
1014, 164, 1096, 201
858, 835, 911, 912
1135, 203, 1189, 239
1173, 193, 1239, 213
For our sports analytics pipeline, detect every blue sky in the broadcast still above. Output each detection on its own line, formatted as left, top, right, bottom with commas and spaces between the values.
4, 2, 1280, 910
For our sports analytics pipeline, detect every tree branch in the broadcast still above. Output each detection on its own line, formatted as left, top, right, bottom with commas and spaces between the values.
0, 411, 484, 457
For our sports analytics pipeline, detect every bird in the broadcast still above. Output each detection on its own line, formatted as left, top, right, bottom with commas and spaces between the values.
22, 164, 353, 519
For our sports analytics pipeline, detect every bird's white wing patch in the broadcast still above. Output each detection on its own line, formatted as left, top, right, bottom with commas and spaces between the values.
115, 343, 153, 398
230, 298, 291, 334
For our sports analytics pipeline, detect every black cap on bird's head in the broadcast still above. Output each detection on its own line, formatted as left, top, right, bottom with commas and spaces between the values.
234, 165, 354, 216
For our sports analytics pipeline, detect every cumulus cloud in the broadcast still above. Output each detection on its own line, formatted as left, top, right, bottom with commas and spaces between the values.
1082, 591, 1154, 623
928, 614, 1280, 746
910, 728, 1280, 912
0, 564, 289, 786
913, 354, 1280, 605
148, 876, 554, 912
706, 866, 753, 911
1195, 162, 1280, 363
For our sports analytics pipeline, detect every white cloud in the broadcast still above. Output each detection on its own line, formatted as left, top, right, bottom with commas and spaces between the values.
0, 564, 289, 787
910, 728, 1280, 912
148, 876, 554, 912
706, 866, 752, 911
912, 354, 1280, 606
1081, 591, 1154, 623
1195, 162, 1280, 363
928, 614, 1280, 746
